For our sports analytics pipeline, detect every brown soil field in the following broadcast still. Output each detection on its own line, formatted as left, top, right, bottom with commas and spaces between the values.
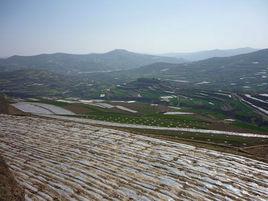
242, 145, 268, 161
0, 155, 25, 201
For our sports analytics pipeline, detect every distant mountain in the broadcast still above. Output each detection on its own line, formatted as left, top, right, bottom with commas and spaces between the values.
1, 49, 268, 97
121, 49, 268, 92
162, 47, 258, 61
0, 49, 184, 74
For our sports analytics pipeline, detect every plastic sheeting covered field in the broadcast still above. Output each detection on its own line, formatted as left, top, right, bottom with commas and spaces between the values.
0, 114, 268, 201
11, 102, 75, 115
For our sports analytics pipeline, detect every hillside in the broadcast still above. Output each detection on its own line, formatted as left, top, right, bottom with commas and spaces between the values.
0, 114, 267, 200
122, 49, 268, 92
0, 49, 184, 74
1, 49, 268, 98
0, 69, 121, 98
162, 47, 258, 61
0, 69, 76, 97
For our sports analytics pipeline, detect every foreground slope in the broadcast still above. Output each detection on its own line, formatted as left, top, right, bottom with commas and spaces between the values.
0, 155, 25, 201
0, 114, 268, 200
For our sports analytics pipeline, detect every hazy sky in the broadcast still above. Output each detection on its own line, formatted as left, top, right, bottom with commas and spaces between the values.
0, 0, 268, 57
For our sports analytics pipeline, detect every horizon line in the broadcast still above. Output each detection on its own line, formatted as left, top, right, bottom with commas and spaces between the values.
1, 46, 266, 58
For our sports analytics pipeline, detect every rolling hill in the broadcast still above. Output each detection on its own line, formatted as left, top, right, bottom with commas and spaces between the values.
121, 49, 268, 92
1, 49, 268, 98
0, 68, 117, 98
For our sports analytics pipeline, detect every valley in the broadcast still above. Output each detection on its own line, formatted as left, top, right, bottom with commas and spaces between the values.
1, 48, 268, 200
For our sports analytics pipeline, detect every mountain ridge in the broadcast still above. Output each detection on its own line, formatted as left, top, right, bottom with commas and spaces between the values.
0, 49, 185, 74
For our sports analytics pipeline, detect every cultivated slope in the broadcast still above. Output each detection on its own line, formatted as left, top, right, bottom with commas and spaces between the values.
124, 49, 268, 92
0, 114, 267, 200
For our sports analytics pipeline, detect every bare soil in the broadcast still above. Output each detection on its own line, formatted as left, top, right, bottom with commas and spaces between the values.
0, 96, 27, 115
0, 155, 25, 201
242, 145, 268, 162
64, 104, 92, 114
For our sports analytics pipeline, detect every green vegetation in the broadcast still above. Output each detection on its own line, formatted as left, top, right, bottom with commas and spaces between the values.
6, 92, 268, 161
123, 128, 268, 147
234, 122, 268, 133
85, 113, 208, 128
177, 92, 268, 127
30, 82, 267, 134
57, 101, 209, 128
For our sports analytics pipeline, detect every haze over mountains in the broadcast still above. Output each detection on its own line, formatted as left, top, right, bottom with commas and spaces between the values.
0, 47, 267, 98
0, 47, 260, 74
161, 47, 258, 61
0, 49, 184, 74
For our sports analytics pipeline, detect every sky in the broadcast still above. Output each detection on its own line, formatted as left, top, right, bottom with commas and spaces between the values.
0, 0, 268, 57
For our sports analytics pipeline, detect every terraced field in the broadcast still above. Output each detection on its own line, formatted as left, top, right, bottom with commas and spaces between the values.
0, 114, 268, 200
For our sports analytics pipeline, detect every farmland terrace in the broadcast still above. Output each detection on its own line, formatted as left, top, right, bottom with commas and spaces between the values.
0, 114, 268, 200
